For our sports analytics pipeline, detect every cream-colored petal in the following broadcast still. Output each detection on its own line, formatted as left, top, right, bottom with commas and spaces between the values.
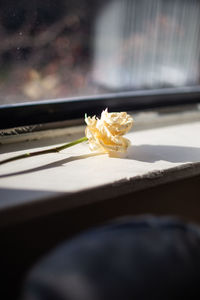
85, 109, 133, 154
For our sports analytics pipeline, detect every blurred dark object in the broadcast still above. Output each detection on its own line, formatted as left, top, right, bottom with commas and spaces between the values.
22, 216, 200, 300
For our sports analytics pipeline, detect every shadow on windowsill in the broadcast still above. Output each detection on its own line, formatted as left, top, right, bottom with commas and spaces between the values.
0, 153, 102, 178
126, 145, 200, 163
1, 144, 200, 179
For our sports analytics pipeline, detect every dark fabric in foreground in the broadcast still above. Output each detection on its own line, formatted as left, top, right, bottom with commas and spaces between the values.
22, 216, 200, 300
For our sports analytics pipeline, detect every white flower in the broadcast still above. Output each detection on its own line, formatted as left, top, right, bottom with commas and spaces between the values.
85, 109, 133, 154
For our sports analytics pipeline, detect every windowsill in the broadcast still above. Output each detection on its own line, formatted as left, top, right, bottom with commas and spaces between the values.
1, 108, 200, 228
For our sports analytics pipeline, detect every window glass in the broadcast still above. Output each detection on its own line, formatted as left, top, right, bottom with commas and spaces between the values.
0, 0, 200, 105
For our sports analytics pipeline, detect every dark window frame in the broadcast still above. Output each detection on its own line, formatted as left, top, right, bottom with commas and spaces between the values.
0, 86, 200, 130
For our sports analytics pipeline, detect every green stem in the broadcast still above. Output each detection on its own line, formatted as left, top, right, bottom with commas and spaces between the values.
0, 136, 88, 165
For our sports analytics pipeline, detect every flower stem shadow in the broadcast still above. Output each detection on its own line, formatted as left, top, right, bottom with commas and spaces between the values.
0, 152, 102, 178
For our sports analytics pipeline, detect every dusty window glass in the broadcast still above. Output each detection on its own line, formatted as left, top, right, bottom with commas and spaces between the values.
0, 0, 200, 105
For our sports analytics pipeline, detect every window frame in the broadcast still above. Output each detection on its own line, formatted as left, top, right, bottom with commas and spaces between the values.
0, 85, 200, 130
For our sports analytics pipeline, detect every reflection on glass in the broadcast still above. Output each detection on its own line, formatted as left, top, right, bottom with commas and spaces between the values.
0, 0, 199, 105
93, 0, 200, 89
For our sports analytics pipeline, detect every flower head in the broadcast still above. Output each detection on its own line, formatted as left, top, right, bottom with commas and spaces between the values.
85, 109, 133, 154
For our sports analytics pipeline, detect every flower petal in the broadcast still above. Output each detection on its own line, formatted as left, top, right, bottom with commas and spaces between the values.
85, 109, 133, 154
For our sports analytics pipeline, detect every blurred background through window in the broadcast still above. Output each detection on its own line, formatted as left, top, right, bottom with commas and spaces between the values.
0, 0, 199, 105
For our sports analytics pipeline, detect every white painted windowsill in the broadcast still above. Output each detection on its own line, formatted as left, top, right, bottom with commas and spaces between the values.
0, 109, 200, 227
